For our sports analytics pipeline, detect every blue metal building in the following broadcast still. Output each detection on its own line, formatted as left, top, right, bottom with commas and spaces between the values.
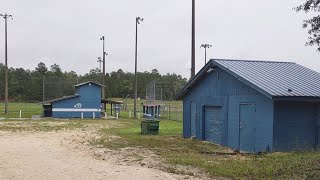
43, 81, 103, 118
176, 59, 320, 153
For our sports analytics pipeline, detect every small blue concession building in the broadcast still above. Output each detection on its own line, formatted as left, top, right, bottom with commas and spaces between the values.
42, 81, 103, 118
176, 59, 320, 153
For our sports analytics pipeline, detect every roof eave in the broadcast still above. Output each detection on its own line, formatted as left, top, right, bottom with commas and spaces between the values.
175, 61, 214, 100
75, 81, 104, 87
176, 59, 274, 100
40, 94, 80, 104
272, 96, 320, 102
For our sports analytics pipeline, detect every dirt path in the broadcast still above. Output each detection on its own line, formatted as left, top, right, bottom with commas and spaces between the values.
0, 131, 191, 180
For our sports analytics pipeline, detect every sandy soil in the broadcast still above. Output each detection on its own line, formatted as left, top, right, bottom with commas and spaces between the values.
0, 131, 196, 180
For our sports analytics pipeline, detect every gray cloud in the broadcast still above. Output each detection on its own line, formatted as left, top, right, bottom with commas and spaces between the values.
0, 0, 319, 78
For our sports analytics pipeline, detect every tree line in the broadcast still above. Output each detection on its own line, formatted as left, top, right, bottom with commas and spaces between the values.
0, 62, 188, 102
296, 0, 320, 51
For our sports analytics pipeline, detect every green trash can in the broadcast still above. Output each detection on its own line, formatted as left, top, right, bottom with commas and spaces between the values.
141, 120, 160, 135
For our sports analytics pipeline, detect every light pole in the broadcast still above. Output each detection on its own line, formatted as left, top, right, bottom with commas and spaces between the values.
0, 13, 13, 115
97, 57, 102, 83
97, 57, 102, 73
200, 44, 212, 65
100, 36, 107, 111
134, 17, 143, 119
191, 0, 195, 78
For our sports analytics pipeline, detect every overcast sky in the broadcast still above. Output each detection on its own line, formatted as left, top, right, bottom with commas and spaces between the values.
1, 0, 320, 78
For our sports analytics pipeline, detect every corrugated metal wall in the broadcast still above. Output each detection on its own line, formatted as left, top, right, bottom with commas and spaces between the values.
76, 84, 101, 103
317, 105, 320, 147
273, 101, 317, 151
190, 101, 197, 137
183, 67, 274, 152
227, 95, 273, 152
52, 84, 102, 118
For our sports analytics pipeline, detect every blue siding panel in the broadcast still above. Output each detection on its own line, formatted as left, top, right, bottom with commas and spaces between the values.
228, 96, 273, 152
317, 105, 320, 147
183, 67, 274, 152
51, 83, 102, 118
273, 101, 316, 151
77, 83, 102, 103
317, 105, 320, 127
239, 103, 256, 152
190, 101, 197, 137
183, 101, 190, 138
181, 60, 320, 152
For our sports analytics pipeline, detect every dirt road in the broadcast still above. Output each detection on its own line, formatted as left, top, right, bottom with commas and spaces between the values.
0, 131, 189, 180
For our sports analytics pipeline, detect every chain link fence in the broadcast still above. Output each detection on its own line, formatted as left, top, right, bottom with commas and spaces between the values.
0, 101, 182, 120
0, 102, 42, 118
113, 99, 183, 121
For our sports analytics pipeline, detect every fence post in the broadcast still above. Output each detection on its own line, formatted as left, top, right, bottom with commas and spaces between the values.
81, 112, 83, 119
105, 112, 107, 119
93, 112, 95, 119
19, 110, 22, 119
176, 107, 178, 120
117, 113, 119, 120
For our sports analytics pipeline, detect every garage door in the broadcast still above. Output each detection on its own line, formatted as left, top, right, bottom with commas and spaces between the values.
204, 106, 224, 145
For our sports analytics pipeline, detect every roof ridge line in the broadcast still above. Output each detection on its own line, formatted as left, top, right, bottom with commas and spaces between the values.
210, 59, 295, 64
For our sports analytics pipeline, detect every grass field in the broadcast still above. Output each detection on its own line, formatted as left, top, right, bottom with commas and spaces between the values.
0, 103, 42, 118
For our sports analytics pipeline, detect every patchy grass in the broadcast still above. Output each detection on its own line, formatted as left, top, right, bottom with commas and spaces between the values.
1, 119, 319, 179
0, 119, 111, 132
93, 119, 320, 179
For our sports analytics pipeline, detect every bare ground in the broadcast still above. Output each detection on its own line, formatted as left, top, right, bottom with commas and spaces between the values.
0, 122, 202, 180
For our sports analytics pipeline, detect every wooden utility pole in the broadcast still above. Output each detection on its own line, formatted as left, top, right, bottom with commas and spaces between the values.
100, 36, 106, 111
191, 0, 196, 78
134, 17, 143, 119
0, 13, 13, 114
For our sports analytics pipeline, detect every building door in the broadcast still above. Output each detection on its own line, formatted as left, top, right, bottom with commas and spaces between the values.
204, 106, 224, 145
239, 104, 256, 152
44, 105, 52, 117
190, 101, 197, 137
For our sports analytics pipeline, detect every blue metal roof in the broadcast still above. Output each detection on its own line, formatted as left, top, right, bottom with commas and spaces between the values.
176, 59, 320, 100
42, 94, 80, 104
